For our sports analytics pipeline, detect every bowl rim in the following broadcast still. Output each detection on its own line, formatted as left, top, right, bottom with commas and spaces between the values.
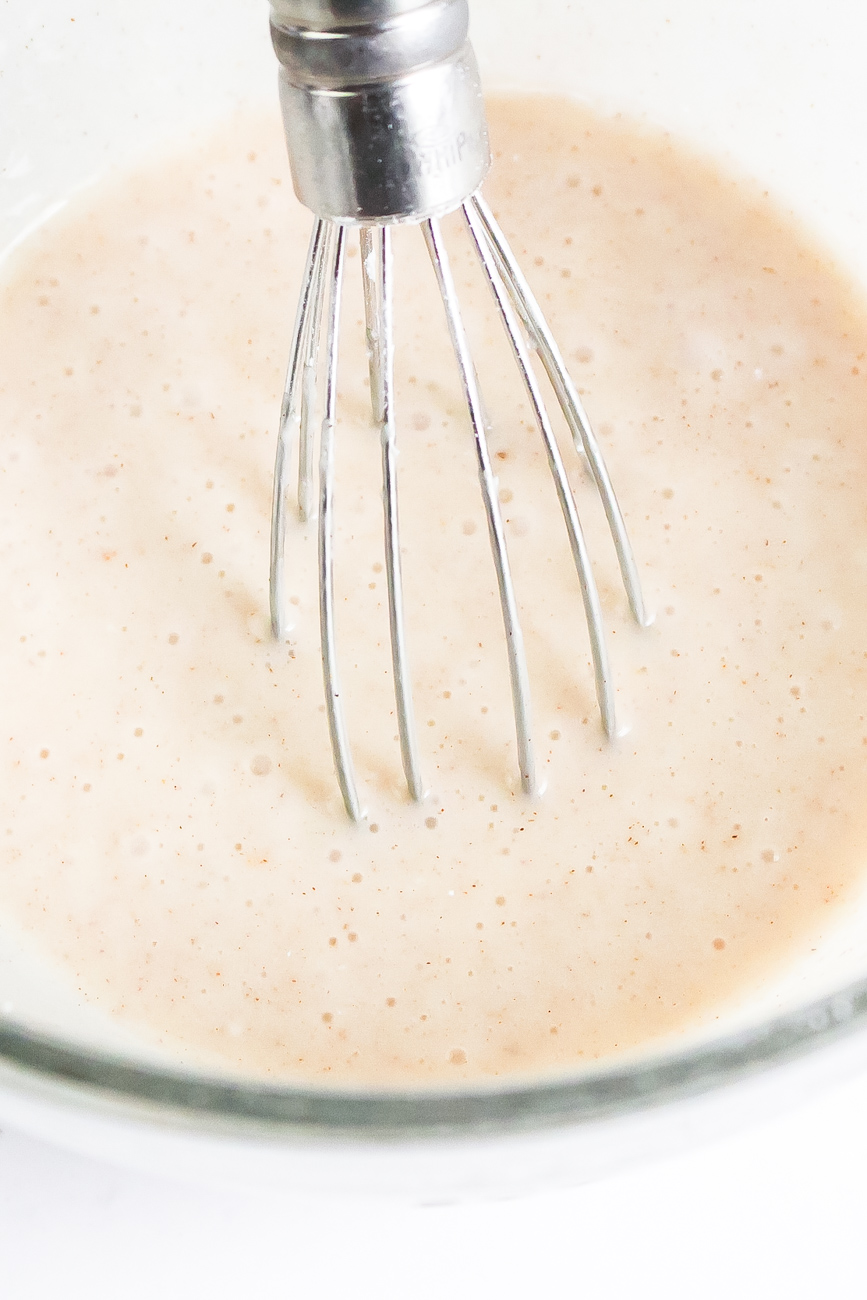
1, 974, 865, 1139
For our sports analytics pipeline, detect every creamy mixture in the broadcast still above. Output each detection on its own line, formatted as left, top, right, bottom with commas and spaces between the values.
1, 97, 867, 1086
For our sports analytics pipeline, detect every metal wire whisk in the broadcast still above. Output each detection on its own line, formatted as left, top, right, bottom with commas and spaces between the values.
268, 0, 648, 820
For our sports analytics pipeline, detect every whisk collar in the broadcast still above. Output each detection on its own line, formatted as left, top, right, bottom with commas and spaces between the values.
271, 0, 489, 223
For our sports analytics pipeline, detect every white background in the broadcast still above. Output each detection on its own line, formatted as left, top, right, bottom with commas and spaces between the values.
2, 1068, 865, 1299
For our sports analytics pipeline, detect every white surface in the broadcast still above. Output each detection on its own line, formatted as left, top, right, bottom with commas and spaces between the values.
1, 1074, 865, 1299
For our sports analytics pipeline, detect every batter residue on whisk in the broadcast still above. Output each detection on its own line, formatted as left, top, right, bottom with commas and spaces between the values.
2, 96, 867, 1085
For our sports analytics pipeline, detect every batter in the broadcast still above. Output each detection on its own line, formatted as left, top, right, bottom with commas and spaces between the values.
1, 97, 866, 1085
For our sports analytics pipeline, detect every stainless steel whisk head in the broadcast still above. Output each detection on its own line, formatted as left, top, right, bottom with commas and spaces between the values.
268, 0, 648, 820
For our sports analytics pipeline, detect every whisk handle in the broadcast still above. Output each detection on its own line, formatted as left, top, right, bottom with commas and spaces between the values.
270, 0, 490, 223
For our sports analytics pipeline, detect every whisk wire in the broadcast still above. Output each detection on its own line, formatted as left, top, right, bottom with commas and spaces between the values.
269, 218, 324, 641
269, 206, 647, 812
318, 225, 363, 821
298, 220, 332, 523
462, 199, 616, 738
360, 227, 386, 427
365, 229, 426, 801
423, 217, 536, 796
469, 193, 648, 629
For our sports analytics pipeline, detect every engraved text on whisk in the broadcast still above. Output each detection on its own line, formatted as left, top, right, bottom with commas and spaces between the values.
412, 127, 481, 178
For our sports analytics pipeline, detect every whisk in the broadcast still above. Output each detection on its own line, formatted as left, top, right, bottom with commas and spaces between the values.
267, 0, 647, 820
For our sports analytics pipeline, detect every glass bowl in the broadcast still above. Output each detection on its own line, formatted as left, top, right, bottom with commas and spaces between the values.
2, 0, 867, 1200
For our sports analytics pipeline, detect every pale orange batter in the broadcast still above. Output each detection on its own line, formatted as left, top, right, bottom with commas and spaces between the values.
1, 97, 866, 1085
